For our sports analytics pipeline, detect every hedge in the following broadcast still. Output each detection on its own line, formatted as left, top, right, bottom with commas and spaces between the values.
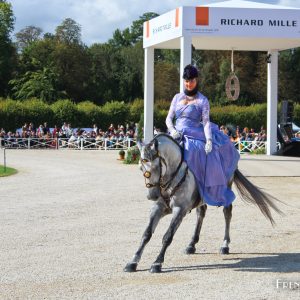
1, 98, 299, 132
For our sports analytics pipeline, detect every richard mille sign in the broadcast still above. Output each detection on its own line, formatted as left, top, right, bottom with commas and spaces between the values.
220, 19, 297, 27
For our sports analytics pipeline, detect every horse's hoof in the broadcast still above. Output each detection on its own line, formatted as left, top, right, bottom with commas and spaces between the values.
150, 264, 162, 273
220, 247, 230, 255
124, 263, 137, 272
185, 246, 196, 255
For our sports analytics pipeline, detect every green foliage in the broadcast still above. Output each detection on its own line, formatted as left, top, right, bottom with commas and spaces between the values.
155, 99, 172, 111
154, 108, 168, 132
210, 103, 267, 132
9, 67, 63, 102
52, 42, 91, 102
76, 101, 104, 127
123, 146, 140, 164
50, 99, 79, 126
154, 62, 179, 100
129, 98, 144, 122
0, 1, 16, 96
0, 0, 15, 38
55, 18, 82, 44
22, 98, 54, 126
0, 98, 25, 130
15, 26, 43, 51
250, 147, 266, 155
109, 12, 159, 47
101, 101, 130, 128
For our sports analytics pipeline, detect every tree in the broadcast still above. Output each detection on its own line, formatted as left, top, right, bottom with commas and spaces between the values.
9, 67, 65, 102
109, 12, 159, 47
52, 42, 91, 102
154, 62, 179, 100
0, 0, 16, 96
0, 0, 14, 38
130, 12, 159, 43
55, 18, 82, 44
15, 26, 43, 51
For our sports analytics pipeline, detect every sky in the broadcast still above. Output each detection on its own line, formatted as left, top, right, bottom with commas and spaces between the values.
9, 0, 300, 45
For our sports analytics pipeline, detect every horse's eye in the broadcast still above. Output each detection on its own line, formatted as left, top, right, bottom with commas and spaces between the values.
142, 159, 149, 163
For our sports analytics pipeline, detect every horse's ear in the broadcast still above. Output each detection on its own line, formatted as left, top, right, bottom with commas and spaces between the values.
150, 139, 158, 152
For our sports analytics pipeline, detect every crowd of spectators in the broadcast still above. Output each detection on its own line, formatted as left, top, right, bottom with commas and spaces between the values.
0, 122, 137, 149
219, 125, 268, 151
1, 122, 300, 150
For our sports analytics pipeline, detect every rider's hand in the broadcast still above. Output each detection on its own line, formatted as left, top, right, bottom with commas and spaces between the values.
171, 129, 181, 140
205, 139, 212, 154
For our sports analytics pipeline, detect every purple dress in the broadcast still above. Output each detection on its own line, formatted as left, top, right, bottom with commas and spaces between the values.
166, 92, 240, 207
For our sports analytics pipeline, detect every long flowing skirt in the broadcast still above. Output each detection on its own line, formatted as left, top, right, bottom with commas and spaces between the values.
181, 123, 240, 207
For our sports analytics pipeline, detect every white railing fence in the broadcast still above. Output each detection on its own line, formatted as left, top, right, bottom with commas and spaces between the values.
233, 140, 281, 154
0, 137, 136, 150
1, 137, 280, 154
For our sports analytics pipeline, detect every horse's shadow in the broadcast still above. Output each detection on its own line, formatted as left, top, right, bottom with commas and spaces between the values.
140, 253, 300, 273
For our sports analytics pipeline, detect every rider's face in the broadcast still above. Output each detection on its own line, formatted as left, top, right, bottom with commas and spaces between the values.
184, 78, 197, 91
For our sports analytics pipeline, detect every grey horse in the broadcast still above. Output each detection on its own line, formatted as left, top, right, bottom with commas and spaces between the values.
124, 133, 282, 273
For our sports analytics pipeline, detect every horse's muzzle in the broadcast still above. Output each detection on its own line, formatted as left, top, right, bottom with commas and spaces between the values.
147, 188, 160, 201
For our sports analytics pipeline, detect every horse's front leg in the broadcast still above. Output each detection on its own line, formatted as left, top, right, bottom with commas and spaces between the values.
220, 204, 232, 254
124, 200, 167, 272
150, 206, 186, 273
185, 204, 207, 254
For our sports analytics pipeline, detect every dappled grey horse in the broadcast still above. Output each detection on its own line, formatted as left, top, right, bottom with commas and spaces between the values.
124, 133, 282, 273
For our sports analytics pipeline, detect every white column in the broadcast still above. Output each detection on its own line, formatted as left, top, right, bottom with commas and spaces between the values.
267, 50, 279, 155
144, 47, 154, 143
180, 36, 192, 92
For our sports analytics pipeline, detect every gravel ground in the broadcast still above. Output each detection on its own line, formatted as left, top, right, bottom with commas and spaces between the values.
0, 150, 299, 300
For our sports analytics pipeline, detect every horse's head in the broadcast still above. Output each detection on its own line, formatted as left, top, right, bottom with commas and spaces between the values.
138, 139, 162, 200
137, 134, 183, 201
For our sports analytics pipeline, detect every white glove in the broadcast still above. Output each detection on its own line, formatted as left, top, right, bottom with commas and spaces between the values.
171, 129, 181, 140
205, 139, 212, 154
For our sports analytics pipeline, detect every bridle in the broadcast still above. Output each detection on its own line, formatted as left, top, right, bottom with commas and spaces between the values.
140, 139, 188, 200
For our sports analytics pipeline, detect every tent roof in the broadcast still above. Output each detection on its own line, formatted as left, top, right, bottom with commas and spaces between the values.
143, 0, 300, 51
206, 0, 298, 10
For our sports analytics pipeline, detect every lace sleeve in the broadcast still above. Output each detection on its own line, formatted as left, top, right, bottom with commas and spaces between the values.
202, 97, 212, 140
166, 95, 177, 132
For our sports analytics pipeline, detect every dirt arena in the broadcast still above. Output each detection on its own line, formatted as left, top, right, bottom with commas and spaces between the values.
0, 150, 299, 299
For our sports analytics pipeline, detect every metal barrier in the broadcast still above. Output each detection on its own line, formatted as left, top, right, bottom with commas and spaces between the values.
0, 137, 136, 150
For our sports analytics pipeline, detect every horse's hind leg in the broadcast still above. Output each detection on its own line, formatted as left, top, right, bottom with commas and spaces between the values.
150, 207, 186, 273
124, 201, 167, 272
220, 204, 232, 255
185, 204, 207, 254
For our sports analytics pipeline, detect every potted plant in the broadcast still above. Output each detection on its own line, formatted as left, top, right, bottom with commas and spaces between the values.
124, 146, 140, 164
118, 149, 126, 160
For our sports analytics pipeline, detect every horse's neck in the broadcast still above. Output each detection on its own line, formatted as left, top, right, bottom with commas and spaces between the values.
159, 140, 182, 176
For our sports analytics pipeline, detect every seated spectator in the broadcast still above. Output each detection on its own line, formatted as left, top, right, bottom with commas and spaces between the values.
43, 122, 50, 135
37, 125, 44, 138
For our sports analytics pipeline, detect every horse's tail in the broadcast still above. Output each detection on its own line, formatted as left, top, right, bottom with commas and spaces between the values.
233, 169, 284, 226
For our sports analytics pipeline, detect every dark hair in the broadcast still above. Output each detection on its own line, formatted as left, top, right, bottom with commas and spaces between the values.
183, 64, 199, 80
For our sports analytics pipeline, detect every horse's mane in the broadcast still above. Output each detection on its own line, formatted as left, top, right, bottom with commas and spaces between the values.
150, 133, 184, 160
